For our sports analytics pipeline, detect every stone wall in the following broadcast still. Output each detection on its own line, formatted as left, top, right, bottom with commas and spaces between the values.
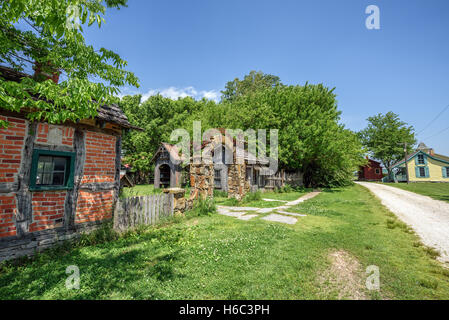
189, 156, 214, 200
227, 162, 250, 201
162, 188, 192, 215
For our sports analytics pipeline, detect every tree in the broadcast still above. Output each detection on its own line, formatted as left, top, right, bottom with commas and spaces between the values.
220, 84, 365, 187
358, 112, 416, 178
0, 0, 139, 127
120, 94, 214, 183
220, 70, 281, 102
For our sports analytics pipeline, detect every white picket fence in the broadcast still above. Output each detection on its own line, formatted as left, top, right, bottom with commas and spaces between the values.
113, 193, 174, 231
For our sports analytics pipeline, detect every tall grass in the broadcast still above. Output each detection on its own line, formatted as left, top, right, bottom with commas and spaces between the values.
187, 198, 217, 217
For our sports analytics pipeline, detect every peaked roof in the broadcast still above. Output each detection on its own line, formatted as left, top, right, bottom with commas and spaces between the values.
152, 143, 186, 163
0, 65, 141, 130
390, 150, 449, 169
416, 142, 429, 150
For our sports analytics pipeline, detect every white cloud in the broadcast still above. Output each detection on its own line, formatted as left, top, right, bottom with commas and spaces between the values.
118, 86, 220, 102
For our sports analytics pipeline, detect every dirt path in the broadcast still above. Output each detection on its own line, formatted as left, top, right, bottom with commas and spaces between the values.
356, 182, 449, 264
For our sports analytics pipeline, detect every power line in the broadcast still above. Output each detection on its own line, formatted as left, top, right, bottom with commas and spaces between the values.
416, 103, 449, 135
422, 125, 449, 140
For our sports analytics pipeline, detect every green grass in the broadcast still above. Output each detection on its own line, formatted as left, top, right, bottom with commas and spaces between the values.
214, 190, 310, 208
383, 182, 449, 203
1, 185, 449, 299
120, 184, 162, 198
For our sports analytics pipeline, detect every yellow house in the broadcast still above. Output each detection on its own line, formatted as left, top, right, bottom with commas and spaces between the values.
389, 143, 449, 182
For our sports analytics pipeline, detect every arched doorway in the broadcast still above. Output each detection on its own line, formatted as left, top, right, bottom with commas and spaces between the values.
159, 164, 171, 188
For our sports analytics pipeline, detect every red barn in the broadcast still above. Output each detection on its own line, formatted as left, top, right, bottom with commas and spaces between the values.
358, 158, 383, 181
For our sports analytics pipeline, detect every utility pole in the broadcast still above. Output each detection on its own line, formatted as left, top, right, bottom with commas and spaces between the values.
398, 142, 410, 184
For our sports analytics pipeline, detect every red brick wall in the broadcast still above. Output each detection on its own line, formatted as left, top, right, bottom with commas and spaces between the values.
29, 191, 66, 232
0, 195, 17, 238
0, 118, 118, 239
36, 123, 74, 146
81, 131, 116, 184
0, 116, 26, 184
75, 190, 114, 223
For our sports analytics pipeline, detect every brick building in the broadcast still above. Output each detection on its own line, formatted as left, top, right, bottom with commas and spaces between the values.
0, 66, 140, 261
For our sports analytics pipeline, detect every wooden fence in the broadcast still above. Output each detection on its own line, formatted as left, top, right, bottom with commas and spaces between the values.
113, 193, 174, 231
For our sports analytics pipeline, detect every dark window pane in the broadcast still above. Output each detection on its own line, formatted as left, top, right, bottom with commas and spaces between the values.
35, 155, 69, 186
419, 167, 425, 177
52, 172, 65, 185
54, 157, 67, 171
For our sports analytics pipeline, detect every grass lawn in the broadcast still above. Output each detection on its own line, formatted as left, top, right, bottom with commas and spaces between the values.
383, 182, 449, 203
214, 189, 312, 208
1, 185, 449, 299
120, 184, 161, 198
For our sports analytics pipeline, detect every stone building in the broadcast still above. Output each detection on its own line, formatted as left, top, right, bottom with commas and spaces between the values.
0, 65, 141, 261
152, 143, 186, 188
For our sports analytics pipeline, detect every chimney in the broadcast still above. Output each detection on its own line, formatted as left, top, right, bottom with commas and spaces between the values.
33, 62, 60, 84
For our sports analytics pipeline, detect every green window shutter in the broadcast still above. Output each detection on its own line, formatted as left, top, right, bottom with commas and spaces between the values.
424, 155, 428, 165
443, 167, 448, 178
415, 166, 420, 178
425, 166, 429, 178
414, 156, 418, 165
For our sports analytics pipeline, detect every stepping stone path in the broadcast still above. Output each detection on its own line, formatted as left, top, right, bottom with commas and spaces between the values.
217, 191, 321, 225
262, 214, 297, 225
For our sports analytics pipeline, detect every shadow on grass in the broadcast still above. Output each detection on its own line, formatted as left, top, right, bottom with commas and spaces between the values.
0, 235, 186, 300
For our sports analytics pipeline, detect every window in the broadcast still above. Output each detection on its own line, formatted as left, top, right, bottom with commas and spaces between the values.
445, 167, 449, 178
419, 167, 426, 177
375, 168, 380, 175
417, 154, 425, 165
214, 169, 222, 188
30, 149, 75, 191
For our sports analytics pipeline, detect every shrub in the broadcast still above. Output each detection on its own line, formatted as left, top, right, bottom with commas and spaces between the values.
214, 190, 228, 198
276, 184, 293, 193
187, 198, 217, 217
242, 190, 262, 203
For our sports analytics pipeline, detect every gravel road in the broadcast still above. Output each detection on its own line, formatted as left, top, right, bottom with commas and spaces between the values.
356, 182, 449, 265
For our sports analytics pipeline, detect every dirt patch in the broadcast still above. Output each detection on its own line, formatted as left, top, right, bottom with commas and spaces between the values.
318, 250, 368, 300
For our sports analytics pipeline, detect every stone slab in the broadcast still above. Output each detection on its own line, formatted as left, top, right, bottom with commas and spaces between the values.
262, 214, 297, 225
219, 211, 247, 218
276, 210, 307, 217
262, 198, 288, 202
238, 214, 258, 221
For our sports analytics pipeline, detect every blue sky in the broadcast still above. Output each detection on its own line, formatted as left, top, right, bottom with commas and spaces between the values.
84, 0, 449, 155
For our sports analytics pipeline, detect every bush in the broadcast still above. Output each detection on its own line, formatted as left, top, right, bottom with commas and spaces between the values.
241, 190, 262, 203
78, 222, 119, 247
276, 184, 293, 193
214, 190, 228, 198
187, 198, 217, 217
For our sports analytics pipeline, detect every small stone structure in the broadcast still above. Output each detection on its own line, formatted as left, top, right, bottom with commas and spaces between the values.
152, 143, 184, 188
162, 187, 191, 215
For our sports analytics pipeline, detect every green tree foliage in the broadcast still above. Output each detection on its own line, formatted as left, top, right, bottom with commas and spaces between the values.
0, 0, 139, 127
220, 70, 281, 102
358, 112, 416, 177
119, 95, 214, 181
122, 72, 364, 187
222, 84, 365, 187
